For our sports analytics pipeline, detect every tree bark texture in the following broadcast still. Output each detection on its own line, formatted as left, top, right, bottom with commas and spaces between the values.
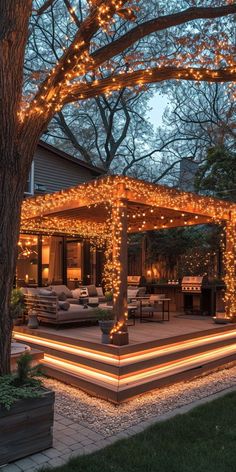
0, 1, 32, 374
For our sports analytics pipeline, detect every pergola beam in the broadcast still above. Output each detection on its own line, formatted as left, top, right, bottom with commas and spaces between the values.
125, 192, 231, 221
21, 176, 236, 222
128, 217, 211, 233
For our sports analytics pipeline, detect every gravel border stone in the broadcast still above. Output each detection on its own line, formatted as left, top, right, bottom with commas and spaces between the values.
43, 363, 236, 438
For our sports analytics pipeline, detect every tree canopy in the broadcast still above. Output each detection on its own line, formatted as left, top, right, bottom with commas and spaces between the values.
195, 146, 236, 200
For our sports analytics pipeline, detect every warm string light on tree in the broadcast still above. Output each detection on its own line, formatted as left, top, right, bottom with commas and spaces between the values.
19, 2, 236, 122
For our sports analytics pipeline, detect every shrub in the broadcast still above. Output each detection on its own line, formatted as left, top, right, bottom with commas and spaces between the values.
0, 352, 43, 410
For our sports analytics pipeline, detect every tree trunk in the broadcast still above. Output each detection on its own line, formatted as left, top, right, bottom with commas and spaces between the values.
0, 162, 28, 375
0, 1, 38, 375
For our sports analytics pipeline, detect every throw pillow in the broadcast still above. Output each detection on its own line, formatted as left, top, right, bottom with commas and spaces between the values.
49, 285, 73, 298
38, 289, 53, 296
87, 285, 98, 297
58, 301, 70, 311
58, 292, 67, 301
71, 288, 81, 299
128, 289, 138, 299
80, 287, 89, 297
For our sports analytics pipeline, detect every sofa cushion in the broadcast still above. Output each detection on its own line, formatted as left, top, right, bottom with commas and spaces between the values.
96, 287, 104, 297
38, 288, 53, 296
67, 297, 80, 305
71, 288, 82, 299
57, 305, 99, 321
27, 288, 39, 296
49, 285, 73, 298
98, 296, 106, 303
58, 301, 70, 311
58, 292, 67, 301
86, 285, 98, 297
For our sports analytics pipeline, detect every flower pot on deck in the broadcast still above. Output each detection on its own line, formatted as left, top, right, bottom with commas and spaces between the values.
0, 389, 54, 466
99, 320, 114, 344
27, 309, 39, 329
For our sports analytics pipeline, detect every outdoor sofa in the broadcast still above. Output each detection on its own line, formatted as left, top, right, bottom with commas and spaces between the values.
22, 286, 106, 327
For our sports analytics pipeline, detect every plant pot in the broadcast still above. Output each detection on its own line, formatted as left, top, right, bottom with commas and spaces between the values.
112, 331, 129, 346
27, 310, 39, 329
0, 389, 54, 466
99, 320, 114, 344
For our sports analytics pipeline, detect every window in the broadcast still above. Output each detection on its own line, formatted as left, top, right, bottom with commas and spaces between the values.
67, 240, 83, 289
16, 235, 38, 287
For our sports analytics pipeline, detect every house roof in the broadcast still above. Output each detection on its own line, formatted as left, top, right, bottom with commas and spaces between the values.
38, 140, 105, 176
21, 175, 236, 237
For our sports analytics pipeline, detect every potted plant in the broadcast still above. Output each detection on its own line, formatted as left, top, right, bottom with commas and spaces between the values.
0, 352, 54, 466
10, 288, 25, 326
95, 308, 114, 344
27, 305, 39, 329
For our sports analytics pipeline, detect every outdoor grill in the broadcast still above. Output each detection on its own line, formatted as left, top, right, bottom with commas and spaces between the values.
181, 276, 205, 293
181, 276, 211, 315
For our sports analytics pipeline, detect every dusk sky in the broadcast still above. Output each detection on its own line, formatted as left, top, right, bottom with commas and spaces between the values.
148, 93, 169, 128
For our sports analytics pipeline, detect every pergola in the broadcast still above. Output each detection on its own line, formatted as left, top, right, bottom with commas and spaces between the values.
21, 175, 236, 324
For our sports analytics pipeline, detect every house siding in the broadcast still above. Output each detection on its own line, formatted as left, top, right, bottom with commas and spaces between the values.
34, 146, 98, 194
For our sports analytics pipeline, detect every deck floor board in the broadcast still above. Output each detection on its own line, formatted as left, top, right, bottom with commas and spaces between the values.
30, 315, 230, 346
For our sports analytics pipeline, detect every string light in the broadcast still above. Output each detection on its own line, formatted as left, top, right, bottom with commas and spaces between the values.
18, 2, 236, 122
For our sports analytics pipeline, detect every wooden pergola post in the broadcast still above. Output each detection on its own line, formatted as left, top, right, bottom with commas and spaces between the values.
112, 197, 128, 323
224, 216, 236, 319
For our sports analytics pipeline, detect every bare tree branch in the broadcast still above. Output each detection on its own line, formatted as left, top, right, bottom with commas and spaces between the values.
90, 5, 236, 71
65, 67, 236, 103
35, 0, 57, 16
55, 111, 93, 164
63, 0, 81, 28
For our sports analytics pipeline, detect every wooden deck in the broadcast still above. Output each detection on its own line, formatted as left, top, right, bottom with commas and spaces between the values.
17, 315, 228, 344
13, 316, 236, 403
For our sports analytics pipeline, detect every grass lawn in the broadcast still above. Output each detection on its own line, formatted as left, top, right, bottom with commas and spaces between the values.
42, 392, 236, 472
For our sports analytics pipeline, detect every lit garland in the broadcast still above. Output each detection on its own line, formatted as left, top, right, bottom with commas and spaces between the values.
108, 200, 128, 336
20, 216, 108, 247
223, 218, 236, 319
21, 176, 236, 223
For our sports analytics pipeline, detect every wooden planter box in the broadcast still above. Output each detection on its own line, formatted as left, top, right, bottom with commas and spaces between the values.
112, 331, 129, 346
0, 389, 54, 466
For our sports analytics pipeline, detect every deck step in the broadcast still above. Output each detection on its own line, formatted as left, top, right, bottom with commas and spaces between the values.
13, 326, 236, 403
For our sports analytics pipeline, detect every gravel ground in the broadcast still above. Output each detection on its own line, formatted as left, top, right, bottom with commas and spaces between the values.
43, 364, 236, 438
